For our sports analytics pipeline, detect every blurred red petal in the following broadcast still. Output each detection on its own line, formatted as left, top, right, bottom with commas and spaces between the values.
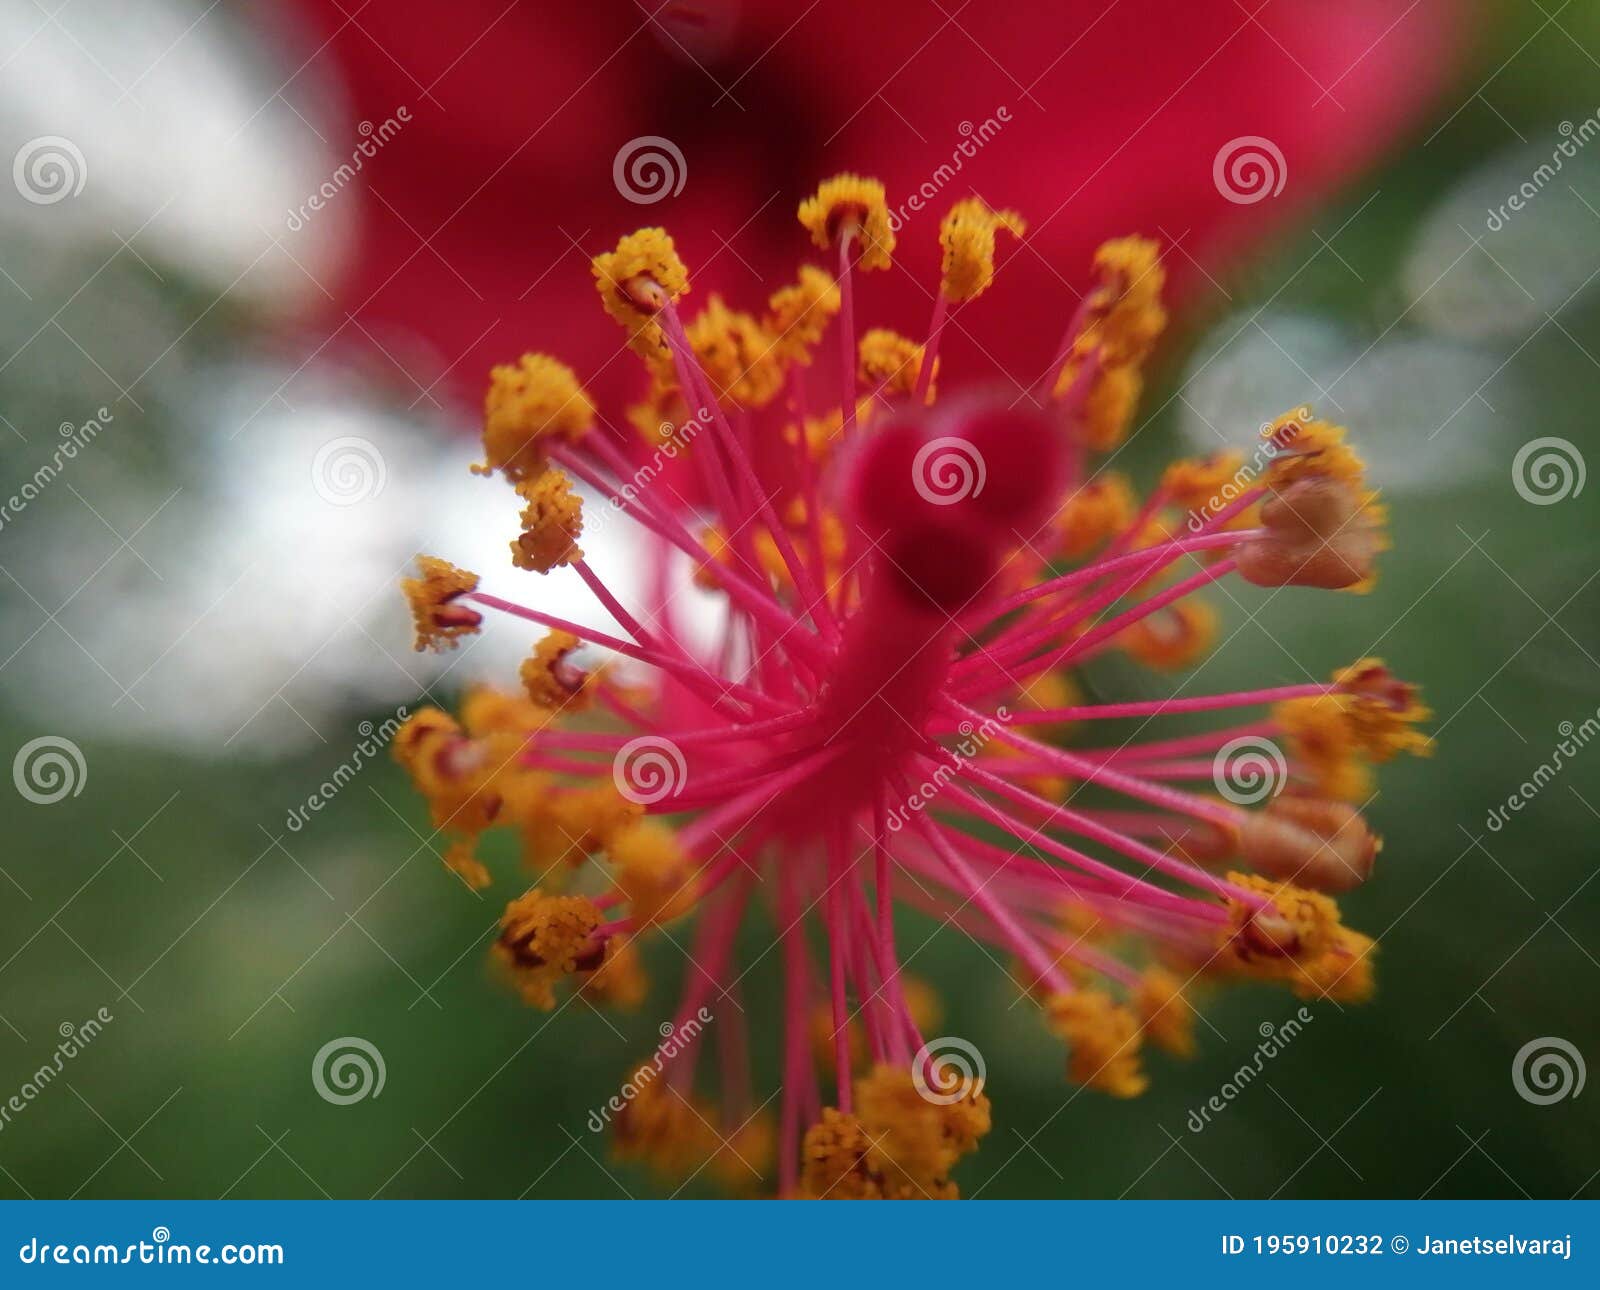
281, 0, 1474, 407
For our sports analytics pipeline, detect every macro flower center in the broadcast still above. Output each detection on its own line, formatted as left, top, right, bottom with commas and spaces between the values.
395, 175, 1430, 1199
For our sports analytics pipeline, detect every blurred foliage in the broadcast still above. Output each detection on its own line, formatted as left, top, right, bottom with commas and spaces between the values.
1, 2, 1597, 1199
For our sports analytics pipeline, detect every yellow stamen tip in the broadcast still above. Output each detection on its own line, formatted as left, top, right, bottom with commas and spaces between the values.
798, 174, 895, 271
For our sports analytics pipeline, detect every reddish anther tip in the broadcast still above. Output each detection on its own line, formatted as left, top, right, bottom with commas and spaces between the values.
840, 394, 1070, 610
435, 603, 484, 631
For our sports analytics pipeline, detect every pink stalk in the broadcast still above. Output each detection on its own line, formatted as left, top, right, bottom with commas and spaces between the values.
1034, 290, 1098, 402
777, 865, 812, 1195
872, 795, 899, 1026
656, 302, 841, 644
899, 800, 1072, 995
914, 292, 947, 404
990, 685, 1330, 726
1088, 719, 1279, 762
463, 590, 787, 719
826, 824, 855, 1112
1059, 557, 1238, 667
952, 541, 1184, 684
962, 555, 1236, 698
965, 530, 1257, 631
949, 754, 1264, 909
836, 231, 860, 440
667, 875, 753, 1092
674, 744, 845, 856
923, 761, 1233, 917
944, 697, 1240, 829
553, 446, 826, 664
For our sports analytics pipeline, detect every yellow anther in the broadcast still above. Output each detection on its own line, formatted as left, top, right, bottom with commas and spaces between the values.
686, 296, 783, 407
592, 228, 690, 356
939, 197, 1026, 302
1135, 967, 1196, 1058
798, 174, 895, 271
1118, 599, 1217, 670
478, 353, 593, 481
402, 556, 481, 652
1056, 359, 1143, 451
606, 821, 697, 927
764, 266, 840, 365
1046, 989, 1148, 1098
1161, 452, 1246, 511
520, 630, 594, 711
493, 889, 605, 1010
1085, 235, 1167, 365
511, 469, 584, 573
1054, 474, 1137, 558
1224, 871, 1343, 964
857, 328, 928, 396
